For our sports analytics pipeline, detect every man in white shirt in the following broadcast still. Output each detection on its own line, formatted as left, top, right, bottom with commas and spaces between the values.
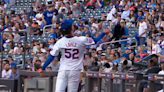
138, 16, 148, 45
157, 33, 164, 49
35, 8, 43, 26
107, 5, 118, 21
2, 63, 12, 79
152, 38, 161, 54
121, 5, 130, 19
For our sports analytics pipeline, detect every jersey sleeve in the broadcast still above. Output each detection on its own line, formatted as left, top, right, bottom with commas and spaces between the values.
84, 37, 95, 46
50, 41, 60, 56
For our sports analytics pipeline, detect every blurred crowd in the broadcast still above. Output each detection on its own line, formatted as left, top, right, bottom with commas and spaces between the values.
0, 0, 164, 91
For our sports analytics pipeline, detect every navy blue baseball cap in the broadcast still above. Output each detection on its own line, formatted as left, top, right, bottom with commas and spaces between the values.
125, 47, 131, 50
121, 53, 129, 58
52, 27, 56, 29
17, 41, 22, 44
136, 55, 140, 58
137, 16, 143, 21
60, 18, 73, 30
101, 11, 105, 13
142, 49, 147, 53
78, 23, 83, 27
152, 37, 158, 41
7, 23, 11, 27
81, 18, 85, 21
115, 4, 119, 8
10, 62, 17, 67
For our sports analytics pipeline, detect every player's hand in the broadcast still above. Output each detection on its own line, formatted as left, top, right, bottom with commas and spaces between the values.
40, 70, 45, 77
103, 28, 110, 34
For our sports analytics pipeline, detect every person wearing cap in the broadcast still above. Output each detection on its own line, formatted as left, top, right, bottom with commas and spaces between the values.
130, 18, 136, 27
117, 5, 123, 15
13, 41, 23, 54
138, 16, 148, 45
41, 18, 110, 92
107, 4, 118, 21
125, 17, 131, 28
74, 23, 84, 35
152, 37, 161, 54
157, 33, 164, 49
42, 3, 54, 25
96, 46, 103, 55
4, 23, 12, 31
9, 64, 19, 79
120, 20, 130, 52
49, 27, 57, 40
75, 31, 82, 37
82, 25, 92, 37
121, 5, 130, 19
49, 57, 60, 71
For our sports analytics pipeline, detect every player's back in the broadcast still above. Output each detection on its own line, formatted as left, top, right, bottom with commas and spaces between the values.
54, 36, 94, 71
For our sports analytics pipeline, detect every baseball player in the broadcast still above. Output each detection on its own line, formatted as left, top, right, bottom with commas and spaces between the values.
40, 18, 110, 92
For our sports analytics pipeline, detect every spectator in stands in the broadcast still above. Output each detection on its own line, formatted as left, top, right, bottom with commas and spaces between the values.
4, 23, 12, 31
121, 5, 130, 19
72, 5, 79, 17
13, 41, 23, 54
97, 0, 104, 8
35, 8, 43, 26
96, 47, 103, 56
49, 38, 56, 50
107, 5, 118, 21
42, 5, 54, 25
126, 88, 133, 92
2, 63, 11, 79
120, 20, 129, 52
109, 54, 116, 62
148, 59, 157, 68
82, 25, 91, 37
46, 66, 52, 71
32, 22, 41, 35
56, 9, 65, 24
6, 56, 14, 64
9, 63, 19, 79
86, 0, 95, 10
76, 1, 85, 13
84, 52, 92, 70
34, 61, 42, 72
152, 37, 161, 54
138, 16, 148, 45
50, 57, 60, 71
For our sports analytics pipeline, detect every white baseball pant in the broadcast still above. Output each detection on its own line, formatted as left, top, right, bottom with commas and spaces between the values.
55, 70, 80, 92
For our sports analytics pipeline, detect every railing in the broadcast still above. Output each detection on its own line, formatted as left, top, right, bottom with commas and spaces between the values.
18, 70, 145, 92
100, 37, 137, 50
43, 24, 53, 34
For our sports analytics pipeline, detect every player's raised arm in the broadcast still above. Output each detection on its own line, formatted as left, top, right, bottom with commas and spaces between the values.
41, 42, 60, 71
92, 28, 110, 43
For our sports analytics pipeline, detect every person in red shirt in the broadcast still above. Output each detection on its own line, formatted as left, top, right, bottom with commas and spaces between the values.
86, 0, 95, 7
